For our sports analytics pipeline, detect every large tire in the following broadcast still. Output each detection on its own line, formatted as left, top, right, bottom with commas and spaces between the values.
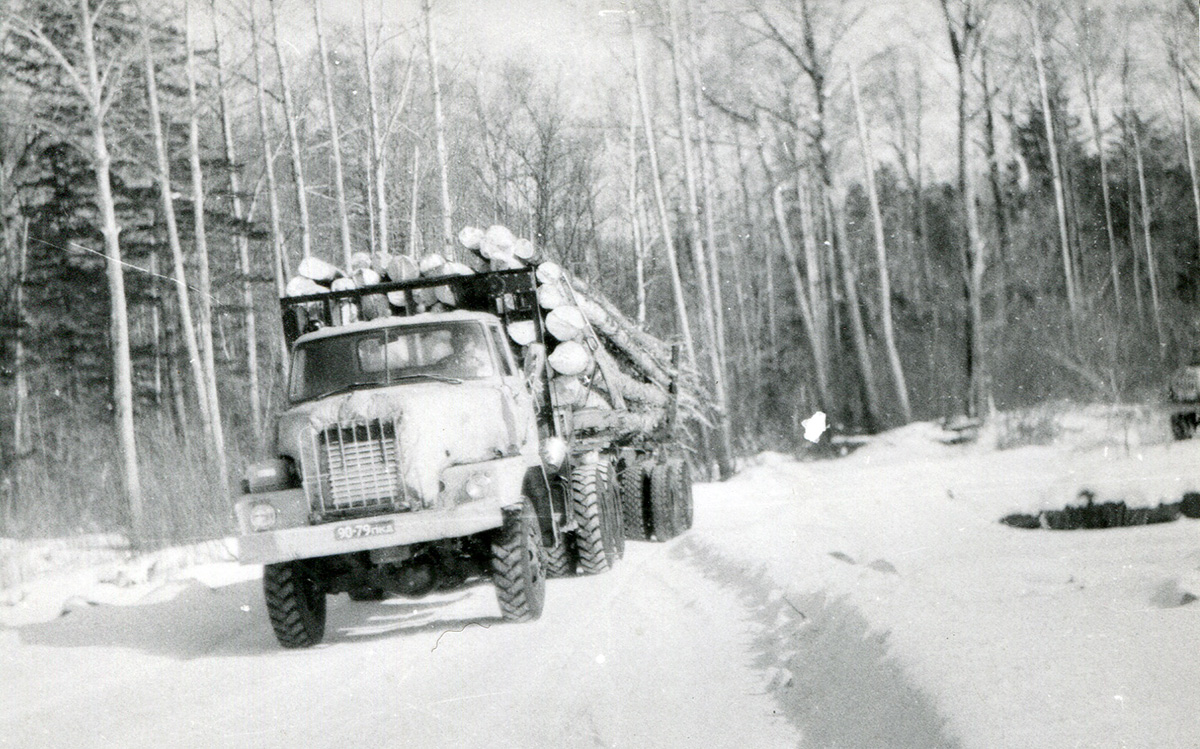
619, 458, 648, 540
544, 533, 577, 578
669, 458, 694, 531
572, 462, 619, 574
491, 500, 546, 622
604, 458, 626, 559
649, 462, 683, 541
263, 561, 327, 648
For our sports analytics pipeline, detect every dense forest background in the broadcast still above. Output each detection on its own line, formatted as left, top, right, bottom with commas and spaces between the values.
2, 0, 1199, 543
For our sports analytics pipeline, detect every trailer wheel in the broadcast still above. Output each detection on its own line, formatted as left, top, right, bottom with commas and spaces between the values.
263, 561, 327, 648
544, 533, 577, 577
572, 462, 619, 574
649, 462, 683, 541
619, 458, 648, 540
669, 458, 694, 531
491, 500, 546, 622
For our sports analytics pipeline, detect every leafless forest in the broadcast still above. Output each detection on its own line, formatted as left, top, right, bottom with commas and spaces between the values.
2, 0, 1199, 544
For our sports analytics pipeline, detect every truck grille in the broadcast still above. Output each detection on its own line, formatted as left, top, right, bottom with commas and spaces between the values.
300, 418, 415, 518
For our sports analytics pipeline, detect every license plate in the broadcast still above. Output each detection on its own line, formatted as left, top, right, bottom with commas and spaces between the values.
334, 520, 395, 541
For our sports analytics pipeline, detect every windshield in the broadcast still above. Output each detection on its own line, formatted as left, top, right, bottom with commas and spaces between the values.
289, 321, 496, 402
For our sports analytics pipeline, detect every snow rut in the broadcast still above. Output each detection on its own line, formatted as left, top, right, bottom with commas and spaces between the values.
673, 537, 961, 749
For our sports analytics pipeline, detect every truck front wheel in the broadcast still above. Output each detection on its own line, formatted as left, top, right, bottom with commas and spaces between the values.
491, 500, 546, 622
263, 561, 327, 648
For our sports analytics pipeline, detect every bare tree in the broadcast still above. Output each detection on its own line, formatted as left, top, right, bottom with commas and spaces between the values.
313, 0, 353, 267
628, 9, 697, 371
421, 0, 455, 259
9, 0, 144, 531
938, 0, 990, 418
212, 2, 261, 444
849, 67, 911, 422
184, 0, 228, 490
142, 16, 211, 443
269, 0, 313, 260
1028, 0, 1077, 316
249, 0, 288, 297
1071, 2, 1121, 314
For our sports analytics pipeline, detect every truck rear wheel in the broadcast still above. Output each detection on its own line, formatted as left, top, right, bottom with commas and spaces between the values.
491, 500, 546, 622
572, 462, 619, 574
619, 458, 648, 540
263, 561, 327, 648
669, 458, 694, 531
649, 462, 683, 541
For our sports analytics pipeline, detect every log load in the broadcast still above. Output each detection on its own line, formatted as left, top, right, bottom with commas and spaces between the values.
282, 224, 707, 443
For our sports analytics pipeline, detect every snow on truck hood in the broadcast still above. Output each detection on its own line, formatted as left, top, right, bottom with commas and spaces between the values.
276, 380, 534, 501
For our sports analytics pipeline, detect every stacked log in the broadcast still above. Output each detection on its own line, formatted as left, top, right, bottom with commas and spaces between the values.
284, 223, 699, 440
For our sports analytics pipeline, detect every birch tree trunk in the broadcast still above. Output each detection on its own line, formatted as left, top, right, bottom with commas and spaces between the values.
421, 0, 455, 259
314, 0, 353, 267
270, 0, 313, 260
1080, 48, 1121, 314
629, 11, 697, 371
409, 145, 421, 258
15, 0, 149, 532
12, 218, 28, 460
1132, 122, 1165, 349
667, 0, 731, 476
772, 184, 831, 411
249, 1, 288, 299
850, 68, 912, 423
1173, 55, 1200, 269
980, 48, 1011, 323
185, 0, 229, 491
939, 0, 989, 419
143, 27, 212, 441
362, 3, 388, 258
1032, 8, 1077, 316
627, 95, 647, 328
212, 6, 262, 445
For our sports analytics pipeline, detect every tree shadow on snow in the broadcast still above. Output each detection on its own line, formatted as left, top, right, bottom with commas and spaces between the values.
12, 577, 503, 659
675, 538, 962, 749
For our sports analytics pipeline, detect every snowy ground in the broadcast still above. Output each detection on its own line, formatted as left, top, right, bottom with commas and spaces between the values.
2, 406, 1198, 748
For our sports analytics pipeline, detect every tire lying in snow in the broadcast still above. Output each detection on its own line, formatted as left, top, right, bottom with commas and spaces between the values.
263, 561, 327, 648
572, 461, 620, 574
491, 499, 547, 622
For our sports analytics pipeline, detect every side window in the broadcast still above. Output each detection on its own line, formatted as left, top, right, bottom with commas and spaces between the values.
489, 325, 515, 376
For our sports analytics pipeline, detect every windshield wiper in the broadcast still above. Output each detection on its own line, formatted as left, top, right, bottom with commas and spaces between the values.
303, 380, 381, 402
398, 372, 463, 384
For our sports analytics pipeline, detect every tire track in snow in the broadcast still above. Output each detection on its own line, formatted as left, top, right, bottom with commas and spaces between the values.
674, 537, 962, 749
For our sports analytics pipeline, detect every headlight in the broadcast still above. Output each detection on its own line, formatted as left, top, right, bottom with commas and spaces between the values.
248, 502, 278, 531
462, 471, 495, 501
244, 459, 296, 493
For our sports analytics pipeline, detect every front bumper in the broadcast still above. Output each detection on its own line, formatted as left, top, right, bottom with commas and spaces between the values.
235, 501, 505, 566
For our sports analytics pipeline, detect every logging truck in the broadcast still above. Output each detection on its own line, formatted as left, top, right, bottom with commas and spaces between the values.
234, 263, 694, 648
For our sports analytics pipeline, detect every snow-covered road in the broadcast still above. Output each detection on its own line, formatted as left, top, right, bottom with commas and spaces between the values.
6, 410, 1198, 748
1, 539, 804, 749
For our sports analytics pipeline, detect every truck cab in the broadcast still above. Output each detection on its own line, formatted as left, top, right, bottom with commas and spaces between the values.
236, 271, 559, 647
